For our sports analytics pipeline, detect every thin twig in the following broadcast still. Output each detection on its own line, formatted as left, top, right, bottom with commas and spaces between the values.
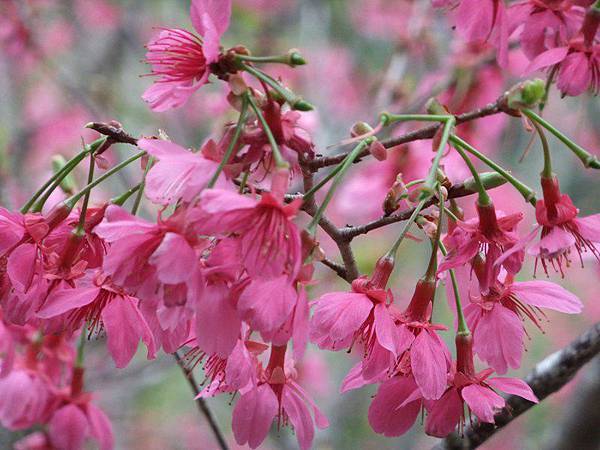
308, 92, 511, 170
173, 353, 230, 450
434, 322, 600, 450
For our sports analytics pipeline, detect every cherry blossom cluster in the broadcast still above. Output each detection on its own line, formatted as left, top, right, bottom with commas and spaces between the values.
0, 1, 599, 449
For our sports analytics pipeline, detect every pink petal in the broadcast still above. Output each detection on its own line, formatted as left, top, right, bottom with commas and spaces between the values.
472, 303, 524, 374
525, 46, 569, 74
456, 0, 494, 42
7, 243, 37, 292
95, 205, 156, 242
49, 405, 89, 450
557, 52, 592, 96
309, 292, 373, 350
410, 329, 449, 400
510, 280, 583, 313
462, 384, 505, 423
281, 384, 316, 450
37, 286, 100, 318
200, 188, 256, 214
195, 283, 241, 358
424, 388, 462, 437
86, 403, 115, 450
225, 340, 256, 391
292, 286, 310, 361
528, 226, 575, 256
574, 214, 600, 242
232, 384, 278, 449
102, 296, 156, 368
374, 303, 400, 356
340, 362, 371, 393
0, 208, 24, 252
287, 381, 329, 430
150, 232, 197, 285
190, 0, 231, 37
487, 377, 538, 403
141, 79, 202, 112
368, 376, 422, 437
437, 238, 480, 273
238, 276, 296, 333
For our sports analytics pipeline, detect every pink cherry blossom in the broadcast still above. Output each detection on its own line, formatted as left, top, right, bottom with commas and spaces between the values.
142, 0, 232, 111
37, 271, 156, 368
137, 138, 226, 206
465, 275, 582, 373
438, 200, 523, 293
199, 168, 302, 279
425, 334, 538, 437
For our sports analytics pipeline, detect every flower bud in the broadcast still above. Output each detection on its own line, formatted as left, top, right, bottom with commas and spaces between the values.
506, 79, 545, 110
228, 74, 248, 96
382, 174, 406, 215
463, 171, 506, 193
351, 121, 374, 138
368, 140, 387, 161
51, 155, 77, 195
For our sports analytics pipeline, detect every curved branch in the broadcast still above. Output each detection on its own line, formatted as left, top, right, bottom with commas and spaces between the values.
434, 321, 600, 450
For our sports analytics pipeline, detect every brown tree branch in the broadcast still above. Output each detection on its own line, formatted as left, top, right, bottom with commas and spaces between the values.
434, 322, 600, 450
308, 92, 512, 171
173, 353, 230, 450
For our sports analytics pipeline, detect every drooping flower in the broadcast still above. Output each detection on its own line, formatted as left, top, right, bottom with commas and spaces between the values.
464, 275, 582, 374
500, 175, 600, 275
438, 200, 523, 293
310, 256, 402, 364
37, 271, 156, 369
142, 0, 232, 111
425, 334, 538, 437
231, 346, 328, 450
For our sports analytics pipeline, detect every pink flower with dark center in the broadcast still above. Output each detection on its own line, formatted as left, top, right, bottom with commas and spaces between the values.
425, 334, 538, 437
142, 0, 232, 111
231, 346, 328, 450
199, 168, 302, 280
37, 271, 156, 369
137, 138, 226, 206
464, 275, 582, 374
438, 201, 523, 293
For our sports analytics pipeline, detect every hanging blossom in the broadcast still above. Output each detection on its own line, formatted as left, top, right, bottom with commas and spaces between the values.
464, 273, 582, 374
424, 334, 538, 437
438, 199, 524, 294
142, 0, 232, 111
499, 175, 600, 276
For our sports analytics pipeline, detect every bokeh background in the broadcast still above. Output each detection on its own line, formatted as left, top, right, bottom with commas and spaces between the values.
1, 1, 599, 449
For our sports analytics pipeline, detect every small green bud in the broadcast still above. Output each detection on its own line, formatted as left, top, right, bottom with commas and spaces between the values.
506, 79, 546, 109
463, 171, 507, 193
425, 98, 447, 116
288, 50, 306, 66
292, 99, 314, 111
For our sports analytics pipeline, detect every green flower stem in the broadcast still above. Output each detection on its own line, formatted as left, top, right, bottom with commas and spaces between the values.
246, 94, 288, 169
302, 162, 345, 202
529, 119, 553, 178
238, 171, 250, 193
28, 137, 107, 213
449, 135, 537, 206
65, 151, 145, 210
439, 242, 469, 334
421, 117, 455, 200
451, 139, 491, 206
76, 324, 87, 368
208, 94, 249, 188
307, 139, 373, 235
522, 108, 600, 169
379, 113, 454, 126
385, 198, 427, 259
131, 156, 154, 215
241, 64, 313, 111
110, 184, 142, 206
75, 152, 96, 232
425, 188, 445, 280
235, 52, 306, 66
